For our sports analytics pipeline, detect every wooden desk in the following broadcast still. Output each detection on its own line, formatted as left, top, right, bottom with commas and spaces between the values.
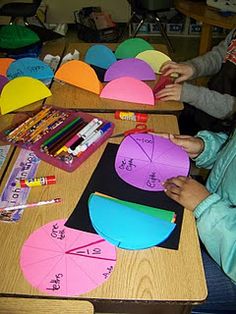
44, 42, 183, 113
0, 298, 94, 314
175, 0, 236, 55
0, 114, 207, 314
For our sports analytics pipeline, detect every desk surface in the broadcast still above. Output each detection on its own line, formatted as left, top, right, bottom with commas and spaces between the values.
175, 0, 236, 30
0, 114, 207, 308
175, 0, 236, 55
0, 298, 94, 314
44, 42, 183, 113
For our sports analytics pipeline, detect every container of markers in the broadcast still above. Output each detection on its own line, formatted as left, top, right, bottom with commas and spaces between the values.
1, 105, 114, 172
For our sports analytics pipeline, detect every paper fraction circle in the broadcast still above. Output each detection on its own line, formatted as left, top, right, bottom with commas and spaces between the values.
115, 133, 190, 191
89, 193, 176, 250
20, 219, 116, 297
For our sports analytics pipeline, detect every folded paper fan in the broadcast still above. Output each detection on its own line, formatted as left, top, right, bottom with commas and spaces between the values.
0, 75, 9, 93
0, 77, 51, 114
104, 58, 156, 81
115, 38, 154, 59
115, 133, 190, 191
136, 50, 171, 74
55, 60, 102, 94
84, 44, 117, 69
88, 193, 176, 250
7, 57, 54, 82
100, 76, 154, 105
0, 58, 15, 76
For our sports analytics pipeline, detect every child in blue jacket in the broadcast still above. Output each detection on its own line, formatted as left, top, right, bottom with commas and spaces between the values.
161, 125, 236, 312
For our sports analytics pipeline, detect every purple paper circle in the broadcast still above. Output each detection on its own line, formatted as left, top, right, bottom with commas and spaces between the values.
115, 133, 190, 191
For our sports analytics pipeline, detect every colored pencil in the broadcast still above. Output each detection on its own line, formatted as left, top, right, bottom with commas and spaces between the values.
41, 116, 81, 149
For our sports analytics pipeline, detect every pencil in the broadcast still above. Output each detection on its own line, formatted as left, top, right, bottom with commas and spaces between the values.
0, 198, 62, 212
41, 116, 81, 149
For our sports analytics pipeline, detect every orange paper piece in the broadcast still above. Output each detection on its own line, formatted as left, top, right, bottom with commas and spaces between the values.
100, 76, 154, 105
55, 60, 102, 94
0, 77, 52, 115
0, 58, 15, 76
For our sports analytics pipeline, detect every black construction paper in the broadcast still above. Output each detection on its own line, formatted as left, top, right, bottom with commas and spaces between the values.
65, 143, 184, 250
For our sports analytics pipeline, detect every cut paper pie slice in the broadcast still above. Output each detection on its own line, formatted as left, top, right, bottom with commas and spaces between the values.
136, 50, 171, 74
104, 58, 156, 81
115, 38, 154, 59
20, 219, 116, 297
84, 44, 117, 69
0, 77, 52, 115
55, 60, 102, 94
115, 133, 190, 191
7, 57, 54, 82
0, 58, 15, 76
100, 76, 154, 105
88, 193, 176, 250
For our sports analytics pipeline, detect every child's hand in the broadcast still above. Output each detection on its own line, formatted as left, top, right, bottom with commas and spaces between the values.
161, 61, 194, 83
156, 83, 182, 101
155, 134, 204, 159
163, 176, 210, 211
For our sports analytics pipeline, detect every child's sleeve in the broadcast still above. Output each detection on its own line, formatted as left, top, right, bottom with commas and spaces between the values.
194, 194, 236, 284
183, 29, 235, 79
193, 130, 228, 169
180, 83, 236, 119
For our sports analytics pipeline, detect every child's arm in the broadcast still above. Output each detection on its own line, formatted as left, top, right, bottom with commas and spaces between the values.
180, 83, 236, 119
163, 176, 236, 283
183, 29, 235, 79
194, 131, 229, 168
194, 195, 236, 284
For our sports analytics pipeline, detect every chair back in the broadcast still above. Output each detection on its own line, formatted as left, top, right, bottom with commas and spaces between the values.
33, 0, 43, 7
133, 0, 173, 11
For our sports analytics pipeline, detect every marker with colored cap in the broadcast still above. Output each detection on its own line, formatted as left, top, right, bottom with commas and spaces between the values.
68, 119, 103, 154
75, 122, 112, 155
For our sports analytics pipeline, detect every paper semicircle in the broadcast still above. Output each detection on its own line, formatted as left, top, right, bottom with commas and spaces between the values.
55, 60, 102, 94
88, 193, 176, 250
0, 58, 15, 76
136, 50, 171, 73
104, 58, 156, 81
115, 38, 154, 59
6, 57, 54, 81
100, 76, 154, 105
0, 77, 51, 115
84, 44, 117, 69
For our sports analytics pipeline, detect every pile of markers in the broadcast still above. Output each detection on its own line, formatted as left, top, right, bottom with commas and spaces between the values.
5, 106, 112, 166
40, 117, 111, 158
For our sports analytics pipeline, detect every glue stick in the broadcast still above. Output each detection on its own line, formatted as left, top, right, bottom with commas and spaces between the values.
18, 176, 56, 188
114, 111, 148, 122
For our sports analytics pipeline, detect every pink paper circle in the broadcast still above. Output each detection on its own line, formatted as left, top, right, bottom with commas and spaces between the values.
115, 133, 190, 191
20, 219, 116, 296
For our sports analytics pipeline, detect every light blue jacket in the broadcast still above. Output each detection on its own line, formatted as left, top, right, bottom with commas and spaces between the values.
194, 130, 236, 284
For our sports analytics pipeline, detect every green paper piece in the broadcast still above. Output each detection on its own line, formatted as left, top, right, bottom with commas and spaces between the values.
93, 193, 175, 222
0, 25, 40, 49
115, 38, 154, 59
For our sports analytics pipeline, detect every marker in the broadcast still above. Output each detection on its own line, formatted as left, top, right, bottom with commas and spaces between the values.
75, 122, 112, 154
68, 119, 103, 154
0, 198, 62, 212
